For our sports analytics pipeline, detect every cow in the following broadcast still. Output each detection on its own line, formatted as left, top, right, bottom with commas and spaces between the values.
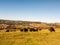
24, 28, 28, 32
30, 28, 34, 32
39, 28, 42, 31
20, 28, 24, 32
30, 27, 38, 32
6, 29, 9, 32
20, 28, 28, 32
49, 27, 55, 32
34, 28, 38, 31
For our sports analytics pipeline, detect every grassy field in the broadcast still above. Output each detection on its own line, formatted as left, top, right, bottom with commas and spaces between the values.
0, 28, 60, 45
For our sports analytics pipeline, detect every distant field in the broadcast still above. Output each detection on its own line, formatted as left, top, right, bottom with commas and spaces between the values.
0, 28, 60, 45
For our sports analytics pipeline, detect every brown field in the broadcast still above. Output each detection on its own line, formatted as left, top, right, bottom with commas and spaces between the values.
0, 28, 60, 45
0, 20, 60, 45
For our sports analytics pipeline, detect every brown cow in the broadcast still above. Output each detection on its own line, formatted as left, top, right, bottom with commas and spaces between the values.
49, 27, 55, 32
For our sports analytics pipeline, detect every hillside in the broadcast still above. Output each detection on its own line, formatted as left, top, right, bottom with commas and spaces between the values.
0, 19, 60, 29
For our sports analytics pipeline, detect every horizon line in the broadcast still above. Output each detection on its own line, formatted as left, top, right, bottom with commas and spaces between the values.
0, 18, 60, 23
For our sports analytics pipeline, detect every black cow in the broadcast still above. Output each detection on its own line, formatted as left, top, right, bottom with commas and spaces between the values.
20, 28, 24, 32
30, 28, 34, 32
24, 28, 28, 32
6, 29, 9, 32
49, 27, 55, 32
30, 27, 38, 32
39, 29, 41, 30
34, 28, 38, 31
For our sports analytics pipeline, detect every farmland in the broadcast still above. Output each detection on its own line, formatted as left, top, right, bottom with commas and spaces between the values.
0, 28, 60, 45
0, 19, 60, 45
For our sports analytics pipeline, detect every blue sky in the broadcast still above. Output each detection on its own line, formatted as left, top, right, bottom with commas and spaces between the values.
0, 0, 60, 23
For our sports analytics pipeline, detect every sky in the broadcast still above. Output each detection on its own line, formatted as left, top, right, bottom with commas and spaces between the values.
0, 0, 60, 23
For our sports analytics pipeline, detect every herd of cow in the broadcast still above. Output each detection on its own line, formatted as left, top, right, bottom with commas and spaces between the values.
6, 27, 55, 32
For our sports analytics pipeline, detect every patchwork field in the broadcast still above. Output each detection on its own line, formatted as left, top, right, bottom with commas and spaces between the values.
0, 28, 60, 45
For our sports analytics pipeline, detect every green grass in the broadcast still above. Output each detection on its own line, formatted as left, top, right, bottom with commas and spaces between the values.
0, 29, 60, 45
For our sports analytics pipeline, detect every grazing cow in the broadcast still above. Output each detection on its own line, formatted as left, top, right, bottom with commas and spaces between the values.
24, 28, 28, 32
20, 28, 24, 32
49, 27, 55, 32
30, 27, 38, 32
6, 29, 9, 32
30, 28, 34, 32
10, 29, 16, 32
34, 28, 38, 31
13, 28, 16, 29
39, 28, 42, 31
